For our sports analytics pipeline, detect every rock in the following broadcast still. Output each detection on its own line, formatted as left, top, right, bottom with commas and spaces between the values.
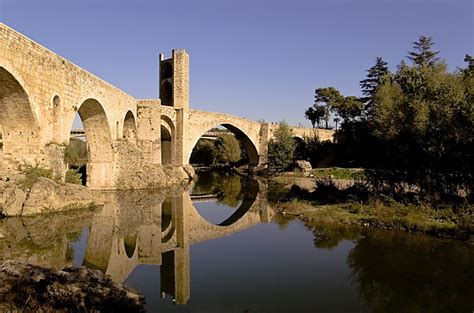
0, 260, 145, 312
294, 160, 312, 173
2, 188, 26, 216
22, 177, 96, 216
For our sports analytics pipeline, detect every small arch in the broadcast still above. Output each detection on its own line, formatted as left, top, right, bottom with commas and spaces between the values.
115, 121, 120, 140
123, 111, 137, 144
161, 81, 173, 106
161, 61, 173, 79
52, 95, 62, 143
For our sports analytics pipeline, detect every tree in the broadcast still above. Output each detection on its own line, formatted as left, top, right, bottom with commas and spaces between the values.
216, 133, 241, 164
314, 87, 344, 128
360, 57, 391, 116
334, 117, 340, 130
407, 35, 440, 67
268, 121, 295, 172
330, 96, 364, 122
305, 106, 325, 128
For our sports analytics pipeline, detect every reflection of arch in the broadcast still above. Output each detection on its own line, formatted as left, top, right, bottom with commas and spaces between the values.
123, 233, 138, 259
0, 67, 40, 161
161, 198, 175, 243
161, 81, 173, 106
161, 116, 175, 165
189, 123, 259, 167
123, 110, 137, 144
195, 177, 259, 227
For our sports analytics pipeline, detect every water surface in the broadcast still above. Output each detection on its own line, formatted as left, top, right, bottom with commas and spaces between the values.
1, 171, 473, 312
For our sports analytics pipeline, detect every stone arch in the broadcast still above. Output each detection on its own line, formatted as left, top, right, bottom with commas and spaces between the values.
52, 95, 62, 143
161, 116, 175, 165
161, 81, 173, 106
188, 123, 259, 167
67, 98, 114, 188
123, 110, 137, 144
0, 67, 40, 165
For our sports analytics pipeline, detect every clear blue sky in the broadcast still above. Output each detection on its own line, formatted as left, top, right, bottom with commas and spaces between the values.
1, 0, 472, 126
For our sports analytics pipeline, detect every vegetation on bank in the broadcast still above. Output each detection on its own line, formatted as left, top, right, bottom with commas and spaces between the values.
269, 175, 473, 239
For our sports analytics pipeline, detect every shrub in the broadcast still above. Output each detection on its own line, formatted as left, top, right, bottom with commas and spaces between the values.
65, 169, 82, 185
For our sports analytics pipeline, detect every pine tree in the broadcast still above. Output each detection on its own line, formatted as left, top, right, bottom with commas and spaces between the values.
360, 57, 390, 116
407, 35, 440, 67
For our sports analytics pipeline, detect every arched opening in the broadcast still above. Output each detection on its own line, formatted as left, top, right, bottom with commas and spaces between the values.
0, 125, 3, 153
161, 126, 173, 165
161, 61, 173, 79
189, 124, 259, 170
161, 81, 173, 106
123, 111, 137, 144
161, 116, 175, 165
293, 136, 307, 161
0, 67, 39, 165
65, 99, 113, 188
52, 95, 62, 143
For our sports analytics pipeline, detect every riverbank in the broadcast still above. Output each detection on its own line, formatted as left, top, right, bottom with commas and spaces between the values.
269, 170, 474, 241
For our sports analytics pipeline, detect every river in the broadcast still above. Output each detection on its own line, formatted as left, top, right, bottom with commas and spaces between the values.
1, 171, 473, 312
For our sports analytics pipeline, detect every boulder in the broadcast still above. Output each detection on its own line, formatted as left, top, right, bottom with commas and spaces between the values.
0, 260, 145, 312
294, 160, 312, 173
2, 188, 27, 216
21, 177, 96, 216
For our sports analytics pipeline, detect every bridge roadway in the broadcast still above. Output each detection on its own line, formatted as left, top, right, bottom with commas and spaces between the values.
0, 23, 334, 189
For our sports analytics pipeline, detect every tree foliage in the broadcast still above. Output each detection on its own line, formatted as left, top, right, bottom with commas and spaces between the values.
268, 121, 295, 172
64, 138, 88, 165
407, 35, 440, 67
360, 57, 391, 116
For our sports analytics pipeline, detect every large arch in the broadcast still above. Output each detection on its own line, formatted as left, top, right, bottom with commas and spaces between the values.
66, 98, 114, 188
0, 67, 40, 165
122, 110, 137, 144
188, 123, 259, 167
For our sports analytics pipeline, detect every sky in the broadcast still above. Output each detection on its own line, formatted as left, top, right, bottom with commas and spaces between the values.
1, 0, 472, 127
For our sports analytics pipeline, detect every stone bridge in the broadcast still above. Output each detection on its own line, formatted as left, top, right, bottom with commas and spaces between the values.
0, 23, 334, 189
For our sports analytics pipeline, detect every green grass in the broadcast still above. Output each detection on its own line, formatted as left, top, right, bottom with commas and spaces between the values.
311, 167, 366, 180
276, 200, 462, 234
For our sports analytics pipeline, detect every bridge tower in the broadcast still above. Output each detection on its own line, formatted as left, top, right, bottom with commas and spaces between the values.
159, 50, 189, 165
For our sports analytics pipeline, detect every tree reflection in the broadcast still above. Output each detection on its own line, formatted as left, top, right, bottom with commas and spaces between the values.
347, 231, 474, 313
192, 171, 258, 208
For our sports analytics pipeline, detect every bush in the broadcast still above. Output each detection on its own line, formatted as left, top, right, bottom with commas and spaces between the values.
268, 121, 295, 172
65, 169, 82, 185
18, 165, 53, 190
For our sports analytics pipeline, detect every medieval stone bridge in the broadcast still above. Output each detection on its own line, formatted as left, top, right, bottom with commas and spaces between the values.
0, 23, 334, 189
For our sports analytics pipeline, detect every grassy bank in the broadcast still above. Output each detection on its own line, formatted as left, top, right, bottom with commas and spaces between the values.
270, 170, 473, 240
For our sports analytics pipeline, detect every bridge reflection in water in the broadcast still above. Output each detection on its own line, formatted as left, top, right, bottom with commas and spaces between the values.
0, 176, 273, 306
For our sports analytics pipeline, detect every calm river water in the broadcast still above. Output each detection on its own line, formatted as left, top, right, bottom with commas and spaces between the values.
2, 171, 473, 312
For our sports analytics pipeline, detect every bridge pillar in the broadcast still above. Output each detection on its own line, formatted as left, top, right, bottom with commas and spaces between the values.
136, 100, 161, 164
258, 123, 270, 169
